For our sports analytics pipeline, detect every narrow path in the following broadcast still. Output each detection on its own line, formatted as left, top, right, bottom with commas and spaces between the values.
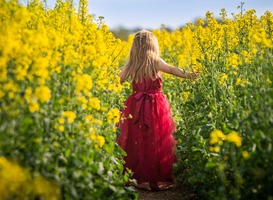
137, 184, 198, 200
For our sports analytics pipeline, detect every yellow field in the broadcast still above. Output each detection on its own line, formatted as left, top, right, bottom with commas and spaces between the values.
0, 0, 273, 199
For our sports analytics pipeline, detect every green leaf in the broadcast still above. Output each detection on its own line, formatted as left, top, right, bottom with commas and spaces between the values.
205, 161, 217, 169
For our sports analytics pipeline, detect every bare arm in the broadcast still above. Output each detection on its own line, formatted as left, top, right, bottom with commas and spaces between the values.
119, 67, 127, 84
157, 59, 198, 80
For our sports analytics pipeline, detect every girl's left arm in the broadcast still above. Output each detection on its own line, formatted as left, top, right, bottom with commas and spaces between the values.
157, 59, 198, 80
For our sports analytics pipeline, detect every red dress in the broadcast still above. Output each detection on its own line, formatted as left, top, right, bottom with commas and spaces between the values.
117, 77, 177, 189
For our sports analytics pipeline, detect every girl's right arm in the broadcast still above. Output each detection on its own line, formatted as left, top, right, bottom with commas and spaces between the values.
119, 67, 127, 84
157, 59, 198, 80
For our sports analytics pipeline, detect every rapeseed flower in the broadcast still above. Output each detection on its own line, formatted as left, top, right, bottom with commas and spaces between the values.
210, 129, 226, 145
107, 108, 120, 124
89, 97, 101, 110
242, 151, 250, 159
63, 111, 76, 123
236, 78, 249, 87
226, 131, 242, 147
0, 157, 60, 199
97, 135, 105, 148
29, 101, 40, 113
35, 85, 51, 103
218, 73, 228, 86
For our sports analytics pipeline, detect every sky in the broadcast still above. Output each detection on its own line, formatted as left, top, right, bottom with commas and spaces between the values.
44, 0, 273, 30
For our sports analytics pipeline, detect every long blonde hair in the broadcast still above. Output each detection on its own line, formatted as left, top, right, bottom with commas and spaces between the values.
121, 30, 161, 83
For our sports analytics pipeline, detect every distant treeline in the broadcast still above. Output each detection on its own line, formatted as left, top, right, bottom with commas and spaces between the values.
110, 17, 223, 41
110, 25, 174, 41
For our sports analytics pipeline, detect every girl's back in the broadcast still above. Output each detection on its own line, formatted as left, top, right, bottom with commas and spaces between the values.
132, 77, 161, 93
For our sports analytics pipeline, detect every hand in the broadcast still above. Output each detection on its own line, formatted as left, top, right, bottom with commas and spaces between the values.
190, 72, 199, 80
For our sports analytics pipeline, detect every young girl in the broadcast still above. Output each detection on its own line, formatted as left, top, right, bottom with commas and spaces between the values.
117, 30, 198, 191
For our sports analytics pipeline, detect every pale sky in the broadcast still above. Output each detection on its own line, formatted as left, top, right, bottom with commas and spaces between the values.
42, 0, 273, 29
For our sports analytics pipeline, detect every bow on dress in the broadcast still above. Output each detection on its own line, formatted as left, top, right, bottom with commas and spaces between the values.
133, 89, 161, 128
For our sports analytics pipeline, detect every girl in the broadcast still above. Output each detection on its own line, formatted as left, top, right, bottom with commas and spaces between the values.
117, 30, 198, 191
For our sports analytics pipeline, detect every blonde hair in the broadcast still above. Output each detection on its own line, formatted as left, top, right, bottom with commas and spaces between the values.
121, 30, 161, 83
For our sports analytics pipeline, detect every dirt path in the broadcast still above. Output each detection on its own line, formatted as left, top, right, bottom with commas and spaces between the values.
137, 184, 198, 200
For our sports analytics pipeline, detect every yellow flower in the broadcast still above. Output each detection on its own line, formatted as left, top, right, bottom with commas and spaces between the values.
209, 146, 214, 152
181, 91, 190, 104
0, 157, 28, 198
123, 81, 131, 89
226, 53, 241, 70
63, 111, 76, 123
89, 134, 105, 148
90, 134, 96, 141
74, 74, 92, 94
32, 176, 60, 200
107, 108, 120, 124
209, 129, 226, 145
242, 151, 250, 159
24, 87, 33, 102
97, 135, 105, 148
58, 125, 64, 132
8, 92, 14, 99
218, 73, 228, 86
77, 96, 88, 104
85, 115, 94, 124
88, 97, 101, 110
95, 119, 103, 125
226, 131, 242, 147
89, 127, 96, 135
34, 86, 51, 103
241, 50, 252, 63
29, 101, 40, 113
2, 80, 18, 93
236, 78, 249, 87
214, 146, 220, 153
58, 118, 65, 124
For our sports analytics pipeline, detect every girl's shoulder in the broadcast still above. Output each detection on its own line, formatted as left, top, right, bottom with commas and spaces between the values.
156, 58, 167, 70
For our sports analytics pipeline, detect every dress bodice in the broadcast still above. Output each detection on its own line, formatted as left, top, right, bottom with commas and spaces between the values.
132, 78, 162, 93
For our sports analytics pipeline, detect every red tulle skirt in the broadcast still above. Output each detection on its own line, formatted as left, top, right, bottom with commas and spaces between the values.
117, 78, 177, 189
